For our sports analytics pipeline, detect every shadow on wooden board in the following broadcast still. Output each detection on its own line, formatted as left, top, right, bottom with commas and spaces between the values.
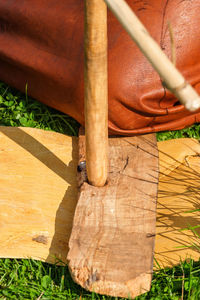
0, 126, 79, 264
155, 138, 200, 268
0, 126, 200, 269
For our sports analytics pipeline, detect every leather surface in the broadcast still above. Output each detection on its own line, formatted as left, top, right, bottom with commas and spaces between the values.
0, 0, 199, 135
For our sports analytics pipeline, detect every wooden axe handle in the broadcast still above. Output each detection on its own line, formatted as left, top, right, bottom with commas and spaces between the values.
84, 0, 108, 187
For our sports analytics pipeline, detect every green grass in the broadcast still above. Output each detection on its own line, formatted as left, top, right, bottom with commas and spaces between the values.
156, 126, 200, 141
0, 81, 200, 299
0, 82, 79, 136
0, 258, 200, 300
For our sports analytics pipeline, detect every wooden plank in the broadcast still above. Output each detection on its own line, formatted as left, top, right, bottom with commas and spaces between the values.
67, 132, 159, 298
155, 138, 200, 268
0, 126, 79, 264
0, 127, 200, 295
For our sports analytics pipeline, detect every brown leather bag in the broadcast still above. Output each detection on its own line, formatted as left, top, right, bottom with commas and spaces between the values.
0, 0, 199, 135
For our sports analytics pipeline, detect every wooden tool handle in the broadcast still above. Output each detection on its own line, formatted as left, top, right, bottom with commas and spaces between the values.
104, 0, 200, 112
84, 0, 108, 187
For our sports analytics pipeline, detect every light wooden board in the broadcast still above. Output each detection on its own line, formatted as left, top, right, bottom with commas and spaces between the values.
68, 132, 159, 298
156, 138, 200, 268
0, 126, 79, 264
0, 127, 200, 294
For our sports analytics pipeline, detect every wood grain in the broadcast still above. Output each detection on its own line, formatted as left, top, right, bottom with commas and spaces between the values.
84, 0, 108, 186
0, 126, 79, 264
156, 138, 200, 267
68, 133, 159, 298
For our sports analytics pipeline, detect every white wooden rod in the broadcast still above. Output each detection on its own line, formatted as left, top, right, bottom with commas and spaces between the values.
104, 0, 200, 112
84, 0, 108, 187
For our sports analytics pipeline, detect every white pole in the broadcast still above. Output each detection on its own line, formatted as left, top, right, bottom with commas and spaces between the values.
104, 0, 200, 112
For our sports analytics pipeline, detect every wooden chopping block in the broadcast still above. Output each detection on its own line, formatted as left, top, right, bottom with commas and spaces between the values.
67, 129, 159, 298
